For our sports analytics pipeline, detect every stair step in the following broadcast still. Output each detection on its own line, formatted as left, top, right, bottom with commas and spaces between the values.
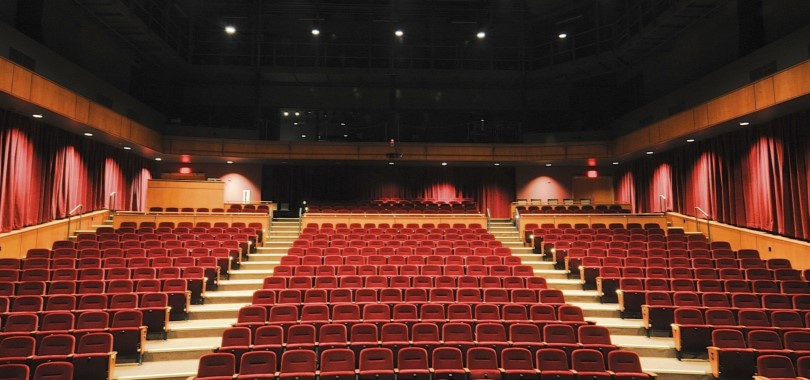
166, 319, 235, 339
187, 303, 244, 320
143, 337, 220, 362
114, 359, 199, 380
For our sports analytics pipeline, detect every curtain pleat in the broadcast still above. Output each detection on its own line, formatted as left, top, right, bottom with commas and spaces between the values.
0, 110, 153, 233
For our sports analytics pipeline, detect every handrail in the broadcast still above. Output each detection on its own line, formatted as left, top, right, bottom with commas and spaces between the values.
694, 206, 711, 241
66, 204, 83, 239
486, 208, 492, 231
109, 192, 117, 215
659, 194, 667, 215
298, 207, 303, 233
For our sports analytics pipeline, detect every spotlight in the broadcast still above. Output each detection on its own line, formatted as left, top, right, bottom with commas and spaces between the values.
294, 112, 300, 116
283, 111, 289, 117
224, 26, 236, 34
476, 31, 486, 39
394, 29, 404, 37
311, 28, 320, 36
558, 32, 568, 39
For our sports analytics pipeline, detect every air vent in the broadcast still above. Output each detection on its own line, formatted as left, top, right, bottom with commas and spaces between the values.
95, 94, 113, 108
749, 61, 777, 82
8, 48, 36, 71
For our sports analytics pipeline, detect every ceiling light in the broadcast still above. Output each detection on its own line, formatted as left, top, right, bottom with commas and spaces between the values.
155, 157, 162, 161
388, 162, 395, 165
739, 121, 750, 126
646, 151, 654, 155
294, 112, 300, 116
293, 122, 298, 126
340, 122, 346, 126
83, 132, 93, 137
493, 163, 500, 166
283, 111, 289, 117
476, 31, 486, 39
226, 160, 233, 164
441, 162, 448, 166
224, 26, 236, 34
311, 28, 320, 36
301, 134, 307, 138
32, 114, 43, 119
394, 29, 404, 37
686, 138, 695, 143
123, 146, 131, 150
558, 32, 568, 39
612, 162, 619, 165
545, 163, 552, 167
343, 134, 349, 138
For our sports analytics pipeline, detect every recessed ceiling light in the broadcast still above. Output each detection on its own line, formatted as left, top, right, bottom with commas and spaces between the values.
545, 163, 552, 167
301, 134, 307, 138
123, 146, 131, 150
311, 28, 320, 36
155, 157, 162, 161
646, 151, 654, 155
32, 114, 43, 119
224, 26, 236, 34
226, 160, 233, 164
558, 32, 568, 39
493, 163, 500, 166
612, 162, 619, 165
388, 162, 395, 165
686, 138, 695, 143
283, 111, 289, 117
83, 132, 93, 137
394, 29, 404, 37
294, 112, 300, 116
343, 134, 349, 138
476, 31, 486, 39
441, 162, 448, 166
340, 122, 346, 126
739, 121, 750, 126
293, 122, 298, 126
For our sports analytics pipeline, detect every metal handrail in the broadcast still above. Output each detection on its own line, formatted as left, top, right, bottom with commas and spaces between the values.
695, 206, 711, 241
66, 204, 83, 239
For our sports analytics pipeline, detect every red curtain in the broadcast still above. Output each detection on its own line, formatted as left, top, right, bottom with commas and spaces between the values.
262, 165, 516, 218
0, 110, 153, 233
617, 109, 810, 241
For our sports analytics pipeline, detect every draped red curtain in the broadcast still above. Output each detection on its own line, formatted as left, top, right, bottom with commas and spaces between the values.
262, 165, 516, 218
0, 109, 153, 233
618, 109, 810, 241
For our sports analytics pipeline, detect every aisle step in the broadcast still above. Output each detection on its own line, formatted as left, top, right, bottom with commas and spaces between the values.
167, 319, 235, 339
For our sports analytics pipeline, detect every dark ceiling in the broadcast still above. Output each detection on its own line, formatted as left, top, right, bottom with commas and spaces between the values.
11, 0, 809, 144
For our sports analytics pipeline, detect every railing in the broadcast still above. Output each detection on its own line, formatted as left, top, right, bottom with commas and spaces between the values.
486, 208, 492, 231
66, 204, 83, 239
695, 206, 711, 241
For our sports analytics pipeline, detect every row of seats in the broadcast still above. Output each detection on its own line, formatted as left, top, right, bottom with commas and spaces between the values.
252, 288, 560, 307
196, 347, 652, 380
120, 220, 262, 228
1, 312, 145, 363
1, 286, 189, 321
307, 208, 480, 214
292, 237, 500, 248
581, 257, 788, 288
1, 291, 184, 328
235, 303, 584, 328
272, 264, 535, 278
755, 354, 810, 380
525, 222, 663, 231
24, 246, 238, 259
240, 303, 588, 329
288, 244, 508, 254
281, 254, 522, 266
1, 297, 167, 339
301, 228, 488, 236
519, 205, 631, 214
305, 222, 482, 229
263, 275, 547, 290
710, 328, 810, 378
0, 333, 114, 380
52, 238, 247, 253
147, 206, 269, 213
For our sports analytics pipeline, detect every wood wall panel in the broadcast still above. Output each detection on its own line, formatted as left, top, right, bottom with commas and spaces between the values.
657, 111, 696, 141
10, 66, 32, 99
0, 211, 109, 258
302, 214, 486, 228
772, 60, 810, 103
146, 180, 225, 209
88, 103, 123, 136
706, 86, 756, 125
692, 105, 709, 130
666, 212, 810, 269
754, 77, 776, 110
73, 97, 90, 124
572, 177, 614, 202
0, 59, 13, 93
30, 76, 76, 118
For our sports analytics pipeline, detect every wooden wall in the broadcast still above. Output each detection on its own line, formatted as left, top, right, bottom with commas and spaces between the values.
113, 212, 269, 233
667, 212, 810, 269
517, 214, 668, 243
146, 180, 225, 210
302, 214, 487, 228
0, 210, 109, 258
